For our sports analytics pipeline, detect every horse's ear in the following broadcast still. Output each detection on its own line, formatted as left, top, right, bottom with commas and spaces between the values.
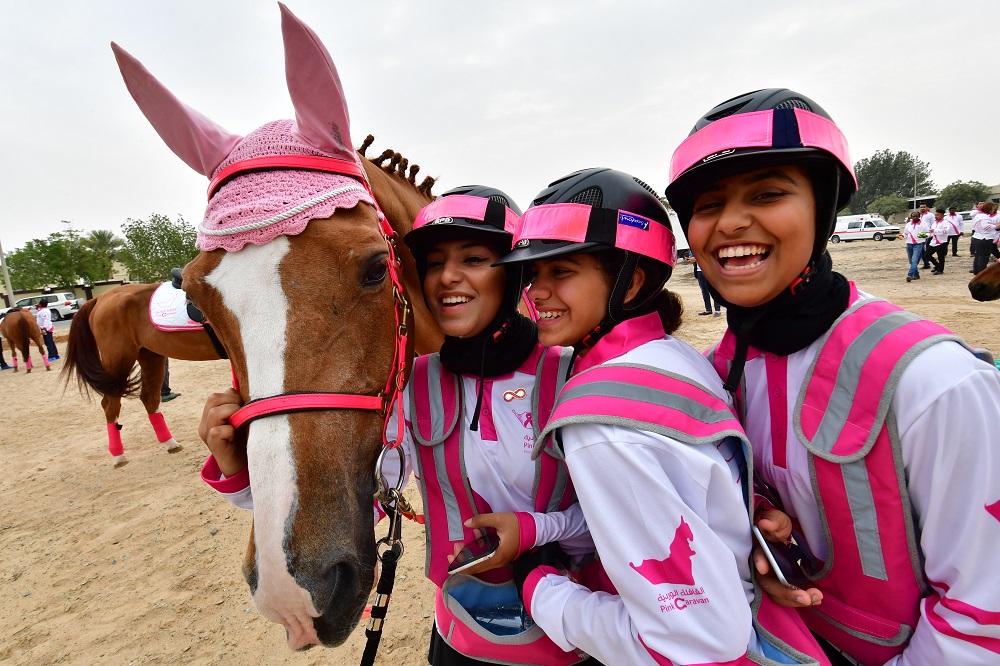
111, 42, 242, 178
279, 3, 357, 164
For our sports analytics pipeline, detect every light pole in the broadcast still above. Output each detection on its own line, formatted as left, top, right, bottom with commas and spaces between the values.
0, 234, 14, 308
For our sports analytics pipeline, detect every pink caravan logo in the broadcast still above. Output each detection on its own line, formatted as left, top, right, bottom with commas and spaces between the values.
511, 409, 532, 429
629, 515, 696, 586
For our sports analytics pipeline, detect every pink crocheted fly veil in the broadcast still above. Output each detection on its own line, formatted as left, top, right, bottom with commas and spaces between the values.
111, 3, 378, 252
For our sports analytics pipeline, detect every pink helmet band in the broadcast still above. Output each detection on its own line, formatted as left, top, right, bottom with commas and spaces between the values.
412, 194, 519, 234
668, 108, 856, 187
513, 203, 676, 267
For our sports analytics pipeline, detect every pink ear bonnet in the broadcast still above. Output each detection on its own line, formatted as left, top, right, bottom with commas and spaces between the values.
112, 3, 378, 252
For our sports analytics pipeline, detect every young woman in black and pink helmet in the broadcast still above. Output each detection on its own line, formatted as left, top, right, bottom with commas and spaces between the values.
496, 167, 829, 665
666, 88, 1000, 664
200, 186, 603, 666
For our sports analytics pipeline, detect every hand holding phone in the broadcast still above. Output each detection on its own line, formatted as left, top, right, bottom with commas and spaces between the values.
448, 532, 499, 575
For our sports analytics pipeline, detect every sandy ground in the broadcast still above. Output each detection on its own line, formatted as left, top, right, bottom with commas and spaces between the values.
1, 239, 997, 665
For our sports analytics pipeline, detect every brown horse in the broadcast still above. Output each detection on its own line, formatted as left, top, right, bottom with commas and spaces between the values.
62, 282, 222, 467
113, 4, 442, 651
0, 308, 50, 373
969, 261, 1000, 301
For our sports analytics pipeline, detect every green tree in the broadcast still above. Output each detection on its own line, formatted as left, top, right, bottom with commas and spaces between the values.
78, 229, 123, 285
934, 180, 991, 212
852, 149, 934, 214
118, 213, 199, 283
866, 194, 908, 221
5, 223, 85, 290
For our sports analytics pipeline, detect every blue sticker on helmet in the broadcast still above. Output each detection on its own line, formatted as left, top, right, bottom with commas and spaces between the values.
618, 212, 649, 231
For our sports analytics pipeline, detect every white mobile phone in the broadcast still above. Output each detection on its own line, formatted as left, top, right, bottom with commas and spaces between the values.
447, 534, 499, 575
752, 525, 806, 589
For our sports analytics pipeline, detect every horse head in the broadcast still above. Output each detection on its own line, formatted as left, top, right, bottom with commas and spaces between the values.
113, 3, 439, 649
970, 261, 1000, 301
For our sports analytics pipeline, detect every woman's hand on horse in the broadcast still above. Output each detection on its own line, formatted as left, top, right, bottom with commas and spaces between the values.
198, 388, 247, 478
753, 510, 823, 608
453, 512, 521, 575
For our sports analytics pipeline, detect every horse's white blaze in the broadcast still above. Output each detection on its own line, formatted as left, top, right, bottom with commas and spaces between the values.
207, 240, 321, 647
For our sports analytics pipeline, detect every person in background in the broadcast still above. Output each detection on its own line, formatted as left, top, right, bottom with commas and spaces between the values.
944, 206, 963, 257
927, 208, 950, 274
918, 203, 935, 269
160, 358, 180, 402
971, 201, 1000, 275
902, 210, 924, 282
693, 257, 723, 316
35, 298, 59, 360
665, 86, 1000, 665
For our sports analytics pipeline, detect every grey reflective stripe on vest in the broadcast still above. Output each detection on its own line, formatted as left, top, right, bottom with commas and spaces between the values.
840, 459, 886, 580
545, 463, 570, 513
803, 308, 919, 458
553, 378, 733, 433
427, 357, 446, 441
531, 347, 574, 443
432, 434, 468, 542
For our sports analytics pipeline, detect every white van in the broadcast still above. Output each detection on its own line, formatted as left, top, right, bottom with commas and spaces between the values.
667, 208, 691, 258
829, 214, 900, 243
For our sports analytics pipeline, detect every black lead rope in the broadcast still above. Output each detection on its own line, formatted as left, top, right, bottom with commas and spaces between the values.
359, 496, 404, 666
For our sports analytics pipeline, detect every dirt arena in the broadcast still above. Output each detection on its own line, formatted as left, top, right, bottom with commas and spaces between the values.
2, 239, 997, 665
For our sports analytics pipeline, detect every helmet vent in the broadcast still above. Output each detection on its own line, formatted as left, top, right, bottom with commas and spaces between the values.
774, 98, 811, 111
488, 194, 510, 207
632, 177, 658, 198
567, 187, 603, 208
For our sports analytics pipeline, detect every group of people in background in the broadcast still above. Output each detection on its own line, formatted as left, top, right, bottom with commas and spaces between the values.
197, 88, 1000, 665
904, 200, 1000, 281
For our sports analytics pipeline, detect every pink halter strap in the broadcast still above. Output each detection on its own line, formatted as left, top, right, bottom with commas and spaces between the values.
208, 154, 366, 199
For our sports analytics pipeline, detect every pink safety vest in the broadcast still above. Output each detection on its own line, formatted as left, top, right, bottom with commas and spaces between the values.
709, 294, 994, 665
408, 346, 588, 665
537, 362, 830, 665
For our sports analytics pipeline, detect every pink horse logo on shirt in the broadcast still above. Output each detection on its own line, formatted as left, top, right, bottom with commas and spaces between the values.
630, 515, 696, 586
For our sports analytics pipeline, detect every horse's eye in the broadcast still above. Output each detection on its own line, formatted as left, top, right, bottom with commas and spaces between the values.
362, 255, 388, 288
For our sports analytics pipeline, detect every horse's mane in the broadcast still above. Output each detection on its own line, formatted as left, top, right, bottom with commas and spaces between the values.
359, 134, 436, 196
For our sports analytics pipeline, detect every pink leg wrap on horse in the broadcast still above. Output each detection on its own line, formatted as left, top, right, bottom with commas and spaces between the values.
42, 356, 50, 368
25, 357, 32, 371
107, 423, 124, 457
148, 412, 172, 443
12, 358, 17, 370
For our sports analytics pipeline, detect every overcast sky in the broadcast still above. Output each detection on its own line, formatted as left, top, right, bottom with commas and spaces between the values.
1, 0, 997, 251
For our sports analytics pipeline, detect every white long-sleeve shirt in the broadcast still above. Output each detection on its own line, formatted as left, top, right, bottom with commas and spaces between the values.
739, 290, 1000, 665
35, 306, 52, 331
972, 212, 999, 241
526, 317, 777, 665
928, 219, 950, 246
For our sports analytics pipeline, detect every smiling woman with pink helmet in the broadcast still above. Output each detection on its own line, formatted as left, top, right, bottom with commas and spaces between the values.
666, 88, 1000, 664
496, 167, 829, 665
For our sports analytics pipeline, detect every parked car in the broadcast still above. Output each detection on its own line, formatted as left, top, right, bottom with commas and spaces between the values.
829, 215, 900, 243
13, 292, 84, 321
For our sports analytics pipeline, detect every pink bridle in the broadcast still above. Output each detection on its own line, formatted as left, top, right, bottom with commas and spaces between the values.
222, 154, 410, 452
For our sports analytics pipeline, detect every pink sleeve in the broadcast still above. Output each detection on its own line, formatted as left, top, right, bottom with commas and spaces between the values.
200, 455, 250, 494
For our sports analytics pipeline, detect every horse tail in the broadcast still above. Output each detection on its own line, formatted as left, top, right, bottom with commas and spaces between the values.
16, 311, 31, 360
62, 299, 141, 398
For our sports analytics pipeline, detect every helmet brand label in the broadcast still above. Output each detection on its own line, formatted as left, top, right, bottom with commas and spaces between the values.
515, 239, 530, 248
618, 212, 649, 231
702, 148, 735, 163
429, 216, 453, 225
